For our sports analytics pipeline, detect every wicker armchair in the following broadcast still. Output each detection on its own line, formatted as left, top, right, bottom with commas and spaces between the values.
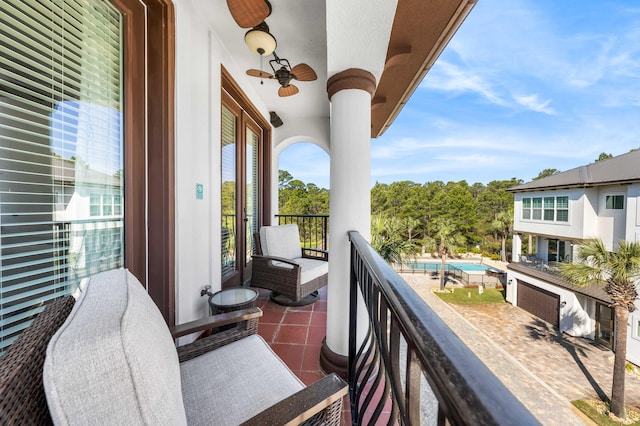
251, 224, 328, 306
0, 296, 75, 425
41, 269, 347, 426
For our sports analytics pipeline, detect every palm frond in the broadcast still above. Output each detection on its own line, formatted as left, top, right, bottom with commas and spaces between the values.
561, 239, 640, 309
558, 261, 602, 286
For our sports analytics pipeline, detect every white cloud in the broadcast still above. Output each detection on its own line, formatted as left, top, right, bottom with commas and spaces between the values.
513, 94, 555, 115
420, 61, 508, 107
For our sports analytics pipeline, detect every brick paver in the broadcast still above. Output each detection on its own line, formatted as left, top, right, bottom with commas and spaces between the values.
402, 274, 640, 425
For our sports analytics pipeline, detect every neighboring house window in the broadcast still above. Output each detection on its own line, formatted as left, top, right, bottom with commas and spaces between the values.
114, 195, 122, 216
532, 198, 543, 220
556, 196, 569, 222
522, 198, 531, 219
544, 197, 555, 221
103, 195, 113, 216
90, 195, 122, 217
90, 194, 102, 217
605, 195, 624, 210
522, 196, 569, 222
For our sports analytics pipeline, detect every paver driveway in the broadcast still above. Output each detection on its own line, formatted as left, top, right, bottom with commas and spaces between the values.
403, 274, 640, 424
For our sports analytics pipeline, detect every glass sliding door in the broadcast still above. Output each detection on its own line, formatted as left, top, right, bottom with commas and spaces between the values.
220, 84, 267, 288
244, 124, 259, 279
221, 105, 237, 280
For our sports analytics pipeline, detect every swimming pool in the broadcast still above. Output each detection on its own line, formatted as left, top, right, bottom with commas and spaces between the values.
404, 262, 499, 273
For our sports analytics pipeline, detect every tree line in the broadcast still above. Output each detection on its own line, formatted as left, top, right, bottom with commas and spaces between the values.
278, 151, 626, 261
279, 170, 520, 260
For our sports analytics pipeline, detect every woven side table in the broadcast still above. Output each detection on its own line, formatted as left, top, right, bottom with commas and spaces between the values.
208, 287, 258, 315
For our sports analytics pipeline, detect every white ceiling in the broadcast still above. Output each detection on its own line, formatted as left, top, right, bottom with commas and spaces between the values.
207, 0, 330, 123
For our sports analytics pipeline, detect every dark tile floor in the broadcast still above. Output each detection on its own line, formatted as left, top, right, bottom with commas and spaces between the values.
253, 287, 352, 424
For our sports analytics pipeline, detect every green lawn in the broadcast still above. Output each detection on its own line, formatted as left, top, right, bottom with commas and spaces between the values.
572, 400, 640, 425
434, 287, 506, 304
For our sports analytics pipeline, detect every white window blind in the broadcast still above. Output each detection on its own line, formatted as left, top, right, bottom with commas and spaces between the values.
221, 106, 237, 279
1, 0, 124, 352
245, 127, 258, 263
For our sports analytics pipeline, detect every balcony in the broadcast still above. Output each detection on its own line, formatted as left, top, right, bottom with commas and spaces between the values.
254, 222, 537, 424
508, 258, 610, 302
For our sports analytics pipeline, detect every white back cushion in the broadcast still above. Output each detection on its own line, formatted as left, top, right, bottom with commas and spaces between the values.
259, 224, 302, 259
44, 269, 187, 425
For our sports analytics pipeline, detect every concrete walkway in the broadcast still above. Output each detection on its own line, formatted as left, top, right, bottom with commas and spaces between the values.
401, 274, 640, 425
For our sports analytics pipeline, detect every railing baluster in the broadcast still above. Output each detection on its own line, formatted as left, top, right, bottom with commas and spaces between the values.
406, 349, 421, 424
274, 214, 329, 252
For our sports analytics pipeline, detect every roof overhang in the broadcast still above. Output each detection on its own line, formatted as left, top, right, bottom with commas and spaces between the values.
371, 0, 477, 138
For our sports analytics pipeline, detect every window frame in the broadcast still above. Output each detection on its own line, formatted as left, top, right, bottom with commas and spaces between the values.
110, 0, 175, 325
522, 198, 531, 220
556, 196, 568, 222
605, 194, 624, 210
521, 195, 570, 224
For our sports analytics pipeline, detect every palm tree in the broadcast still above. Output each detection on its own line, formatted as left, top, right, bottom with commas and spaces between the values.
424, 218, 465, 291
559, 239, 640, 419
371, 214, 416, 264
491, 209, 513, 262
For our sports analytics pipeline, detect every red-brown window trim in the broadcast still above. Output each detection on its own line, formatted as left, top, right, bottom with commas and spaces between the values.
221, 67, 272, 233
111, 0, 175, 325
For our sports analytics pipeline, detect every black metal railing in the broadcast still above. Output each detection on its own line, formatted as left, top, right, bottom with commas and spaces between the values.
275, 214, 329, 251
347, 231, 538, 425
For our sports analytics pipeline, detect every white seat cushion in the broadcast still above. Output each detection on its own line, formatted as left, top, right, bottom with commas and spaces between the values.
260, 224, 302, 259
180, 335, 303, 426
297, 257, 329, 283
44, 269, 187, 425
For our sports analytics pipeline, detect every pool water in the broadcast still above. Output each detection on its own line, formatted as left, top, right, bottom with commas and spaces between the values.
404, 262, 498, 273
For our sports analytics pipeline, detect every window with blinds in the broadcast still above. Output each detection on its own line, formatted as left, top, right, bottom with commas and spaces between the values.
221, 106, 237, 279
245, 128, 259, 264
1, 0, 124, 352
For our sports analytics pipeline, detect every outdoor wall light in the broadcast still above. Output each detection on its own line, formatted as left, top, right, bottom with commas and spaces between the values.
560, 301, 567, 308
508, 279, 513, 285
245, 22, 277, 56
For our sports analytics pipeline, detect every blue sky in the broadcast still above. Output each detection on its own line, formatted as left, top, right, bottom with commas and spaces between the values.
280, 0, 640, 189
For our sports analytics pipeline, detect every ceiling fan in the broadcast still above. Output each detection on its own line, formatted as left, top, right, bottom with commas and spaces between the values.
226, 0, 271, 29
246, 53, 317, 97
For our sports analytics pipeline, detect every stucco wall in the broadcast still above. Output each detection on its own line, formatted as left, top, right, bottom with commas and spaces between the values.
173, 0, 270, 335
597, 188, 627, 250
625, 184, 640, 243
629, 304, 640, 366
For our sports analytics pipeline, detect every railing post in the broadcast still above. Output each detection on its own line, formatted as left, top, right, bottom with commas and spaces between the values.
348, 233, 358, 423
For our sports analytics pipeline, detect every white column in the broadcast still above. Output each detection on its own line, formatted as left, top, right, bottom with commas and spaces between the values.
512, 233, 522, 262
321, 70, 376, 373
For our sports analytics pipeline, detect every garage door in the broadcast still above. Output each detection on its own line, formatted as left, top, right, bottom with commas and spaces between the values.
517, 281, 560, 328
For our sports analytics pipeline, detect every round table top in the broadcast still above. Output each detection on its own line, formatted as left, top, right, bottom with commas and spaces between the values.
210, 287, 258, 307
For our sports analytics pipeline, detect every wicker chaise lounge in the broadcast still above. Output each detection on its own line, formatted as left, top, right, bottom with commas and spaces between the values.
0, 269, 346, 425
251, 224, 328, 306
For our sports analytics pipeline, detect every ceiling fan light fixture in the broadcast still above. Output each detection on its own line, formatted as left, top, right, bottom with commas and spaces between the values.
245, 22, 277, 56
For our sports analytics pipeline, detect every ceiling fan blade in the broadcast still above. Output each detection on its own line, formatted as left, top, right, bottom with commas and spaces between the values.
246, 69, 274, 79
278, 85, 299, 97
290, 64, 317, 81
226, 0, 270, 28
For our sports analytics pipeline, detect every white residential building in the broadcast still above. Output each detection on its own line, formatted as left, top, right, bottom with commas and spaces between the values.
507, 150, 640, 366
